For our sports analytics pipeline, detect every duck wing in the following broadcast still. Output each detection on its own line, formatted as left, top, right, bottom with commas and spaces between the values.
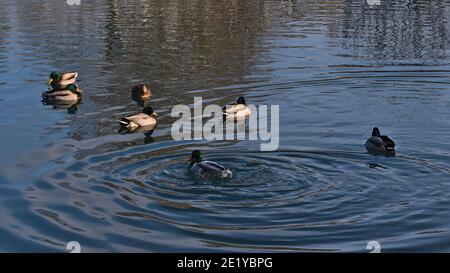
224, 104, 246, 114
61, 72, 78, 81
199, 161, 228, 173
119, 113, 155, 129
381, 135, 396, 147
125, 113, 149, 121
43, 90, 73, 97
118, 117, 131, 125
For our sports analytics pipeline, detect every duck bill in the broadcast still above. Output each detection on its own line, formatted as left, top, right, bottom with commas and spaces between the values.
143, 91, 151, 98
187, 158, 194, 163
47, 79, 54, 84
151, 113, 158, 118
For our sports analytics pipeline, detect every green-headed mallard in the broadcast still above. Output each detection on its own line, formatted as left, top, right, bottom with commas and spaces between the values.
47, 71, 78, 90
118, 106, 158, 131
188, 150, 233, 179
365, 127, 396, 154
223, 96, 251, 120
42, 83, 82, 104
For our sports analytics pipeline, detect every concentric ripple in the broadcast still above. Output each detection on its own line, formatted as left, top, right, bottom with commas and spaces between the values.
2, 138, 447, 252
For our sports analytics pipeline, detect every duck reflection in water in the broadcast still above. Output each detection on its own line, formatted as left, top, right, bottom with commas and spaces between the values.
117, 126, 155, 144
42, 96, 81, 114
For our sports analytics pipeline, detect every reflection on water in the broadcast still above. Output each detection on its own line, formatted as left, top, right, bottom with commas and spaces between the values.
335, 0, 449, 61
0, 0, 450, 252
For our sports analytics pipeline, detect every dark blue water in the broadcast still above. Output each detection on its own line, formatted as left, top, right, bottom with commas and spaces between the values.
1, 0, 450, 252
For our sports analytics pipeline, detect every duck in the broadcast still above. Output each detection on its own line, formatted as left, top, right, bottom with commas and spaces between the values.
365, 127, 396, 154
42, 83, 82, 104
47, 72, 78, 90
223, 96, 251, 120
131, 84, 151, 100
188, 150, 233, 179
50, 102, 80, 114
118, 106, 158, 131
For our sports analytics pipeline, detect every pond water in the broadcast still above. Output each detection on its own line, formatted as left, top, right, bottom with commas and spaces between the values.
0, 0, 450, 252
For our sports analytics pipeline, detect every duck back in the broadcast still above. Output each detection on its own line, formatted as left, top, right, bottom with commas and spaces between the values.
189, 161, 232, 179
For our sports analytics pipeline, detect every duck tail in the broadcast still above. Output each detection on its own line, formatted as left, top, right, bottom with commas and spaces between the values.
118, 118, 139, 130
118, 118, 130, 126
222, 112, 227, 122
222, 106, 230, 122
118, 119, 138, 130
385, 143, 396, 151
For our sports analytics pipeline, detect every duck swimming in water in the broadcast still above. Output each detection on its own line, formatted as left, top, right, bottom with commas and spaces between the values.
188, 150, 233, 179
47, 72, 78, 90
365, 127, 396, 155
131, 84, 152, 100
118, 106, 158, 132
42, 83, 82, 104
223, 96, 251, 120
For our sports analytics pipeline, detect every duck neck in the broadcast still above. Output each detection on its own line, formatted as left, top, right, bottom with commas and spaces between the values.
189, 161, 197, 168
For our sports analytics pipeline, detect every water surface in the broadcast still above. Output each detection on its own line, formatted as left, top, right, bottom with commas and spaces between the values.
0, 0, 450, 252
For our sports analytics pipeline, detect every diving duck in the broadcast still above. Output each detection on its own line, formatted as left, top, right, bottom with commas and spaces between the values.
47, 72, 78, 90
118, 106, 158, 131
188, 150, 233, 179
42, 83, 82, 104
131, 84, 151, 100
223, 96, 251, 120
365, 127, 396, 154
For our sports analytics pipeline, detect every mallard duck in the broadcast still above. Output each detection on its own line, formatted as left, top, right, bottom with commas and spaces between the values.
188, 150, 233, 179
131, 84, 151, 100
42, 84, 82, 104
47, 72, 78, 90
365, 127, 396, 154
223, 96, 251, 120
118, 106, 158, 131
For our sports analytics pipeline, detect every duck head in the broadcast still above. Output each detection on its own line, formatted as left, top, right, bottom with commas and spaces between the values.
132, 84, 151, 98
143, 106, 158, 118
188, 150, 202, 165
48, 72, 62, 84
67, 84, 82, 95
372, 127, 381, 137
237, 96, 246, 105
